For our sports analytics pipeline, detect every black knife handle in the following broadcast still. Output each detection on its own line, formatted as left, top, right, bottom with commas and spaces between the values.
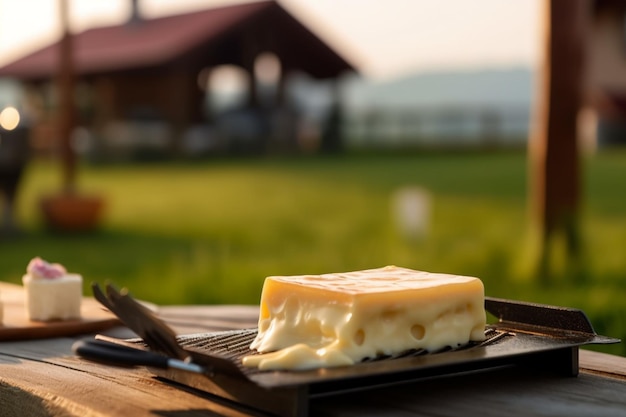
72, 339, 170, 369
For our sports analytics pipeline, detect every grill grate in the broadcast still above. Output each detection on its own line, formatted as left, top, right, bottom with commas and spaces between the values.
137, 298, 618, 417
172, 326, 510, 377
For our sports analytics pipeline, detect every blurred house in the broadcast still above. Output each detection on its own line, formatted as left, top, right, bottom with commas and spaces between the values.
0, 0, 355, 159
586, 0, 626, 147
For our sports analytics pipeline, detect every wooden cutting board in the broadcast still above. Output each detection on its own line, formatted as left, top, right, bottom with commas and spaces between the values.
0, 281, 120, 341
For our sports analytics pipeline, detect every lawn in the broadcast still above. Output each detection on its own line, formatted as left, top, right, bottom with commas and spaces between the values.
2, 149, 625, 355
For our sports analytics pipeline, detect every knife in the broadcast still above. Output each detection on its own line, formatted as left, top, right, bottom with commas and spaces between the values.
72, 338, 206, 374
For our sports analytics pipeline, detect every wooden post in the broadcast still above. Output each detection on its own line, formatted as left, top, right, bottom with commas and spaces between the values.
58, 0, 76, 193
529, 0, 588, 280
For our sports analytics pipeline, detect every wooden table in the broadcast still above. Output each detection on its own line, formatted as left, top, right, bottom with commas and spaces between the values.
1, 284, 625, 417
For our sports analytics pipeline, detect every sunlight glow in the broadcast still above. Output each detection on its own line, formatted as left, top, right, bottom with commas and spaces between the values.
0, 106, 20, 130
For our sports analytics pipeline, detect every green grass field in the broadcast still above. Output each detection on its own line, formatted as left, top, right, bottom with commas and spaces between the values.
2, 150, 625, 354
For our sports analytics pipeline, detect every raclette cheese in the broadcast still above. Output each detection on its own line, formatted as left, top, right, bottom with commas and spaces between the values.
243, 265, 486, 371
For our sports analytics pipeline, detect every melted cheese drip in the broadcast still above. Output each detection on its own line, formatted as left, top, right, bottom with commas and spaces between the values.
243, 266, 486, 371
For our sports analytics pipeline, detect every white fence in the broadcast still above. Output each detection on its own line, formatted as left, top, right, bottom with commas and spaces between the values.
343, 105, 531, 149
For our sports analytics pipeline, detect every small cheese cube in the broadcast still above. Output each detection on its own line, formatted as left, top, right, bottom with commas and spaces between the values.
244, 265, 486, 370
22, 274, 82, 321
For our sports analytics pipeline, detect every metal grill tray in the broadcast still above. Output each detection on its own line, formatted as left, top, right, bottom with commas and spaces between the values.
146, 297, 619, 417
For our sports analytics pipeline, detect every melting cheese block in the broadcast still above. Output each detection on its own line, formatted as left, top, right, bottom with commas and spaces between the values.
22, 274, 82, 321
243, 265, 486, 371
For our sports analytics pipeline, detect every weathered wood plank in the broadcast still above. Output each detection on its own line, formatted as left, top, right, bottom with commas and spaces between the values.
0, 338, 256, 417
158, 304, 258, 332
580, 349, 626, 379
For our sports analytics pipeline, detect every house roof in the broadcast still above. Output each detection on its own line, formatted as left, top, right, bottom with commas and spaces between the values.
0, 1, 355, 81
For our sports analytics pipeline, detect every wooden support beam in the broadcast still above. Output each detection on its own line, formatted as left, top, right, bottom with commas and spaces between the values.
529, 0, 589, 279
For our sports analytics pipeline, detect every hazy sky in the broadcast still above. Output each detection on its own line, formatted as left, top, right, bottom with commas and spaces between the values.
0, 0, 542, 80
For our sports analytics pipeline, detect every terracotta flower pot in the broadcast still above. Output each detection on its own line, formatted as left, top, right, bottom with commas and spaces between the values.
40, 193, 105, 232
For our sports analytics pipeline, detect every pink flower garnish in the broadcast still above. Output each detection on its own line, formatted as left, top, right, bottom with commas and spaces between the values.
26, 257, 67, 279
